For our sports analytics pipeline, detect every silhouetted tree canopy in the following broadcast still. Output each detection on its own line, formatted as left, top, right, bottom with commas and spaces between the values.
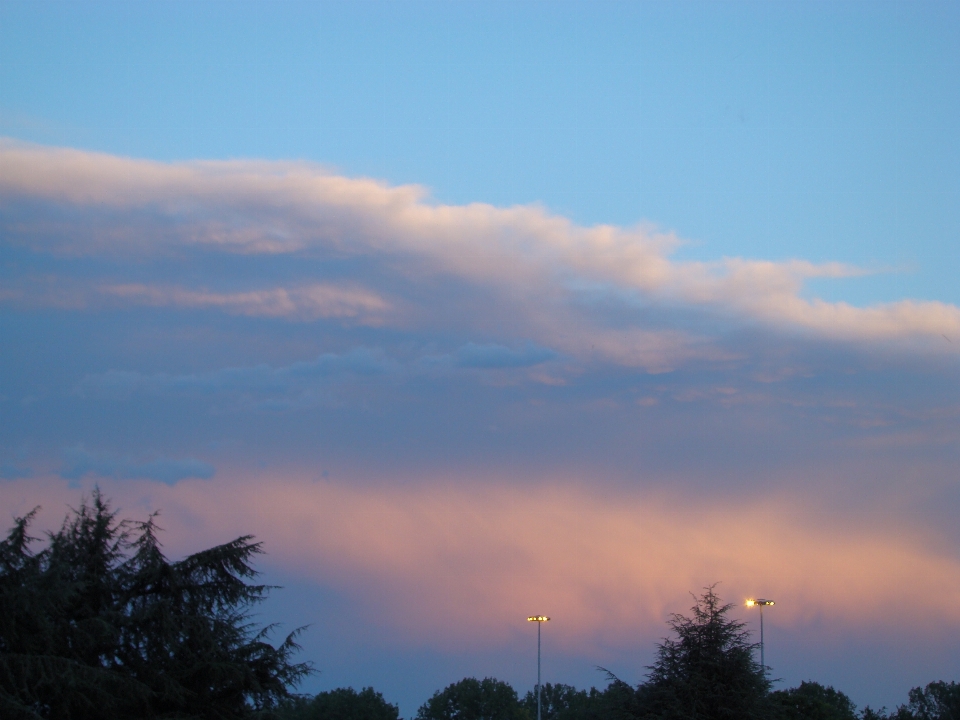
0, 490, 311, 719
633, 584, 772, 720
521, 683, 589, 720
521, 680, 642, 720
863, 680, 960, 720
902, 681, 960, 720
276, 686, 400, 720
416, 677, 531, 720
770, 681, 858, 720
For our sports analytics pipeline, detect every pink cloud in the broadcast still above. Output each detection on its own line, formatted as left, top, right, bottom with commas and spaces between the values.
4, 473, 958, 654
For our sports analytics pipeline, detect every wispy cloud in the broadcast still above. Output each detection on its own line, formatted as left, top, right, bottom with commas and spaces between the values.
100, 282, 392, 323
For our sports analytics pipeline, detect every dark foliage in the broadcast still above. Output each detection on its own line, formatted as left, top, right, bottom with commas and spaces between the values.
901, 681, 960, 720
770, 681, 858, 720
0, 490, 311, 719
862, 681, 960, 720
519, 682, 632, 720
521, 683, 590, 720
276, 687, 400, 720
634, 584, 772, 720
416, 677, 531, 720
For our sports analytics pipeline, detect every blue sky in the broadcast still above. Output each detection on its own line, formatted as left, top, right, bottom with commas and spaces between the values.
2, 1, 960, 716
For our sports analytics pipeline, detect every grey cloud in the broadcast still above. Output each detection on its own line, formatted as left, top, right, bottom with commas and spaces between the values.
77, 348, 396, 401
454, 342, 557, 369
60, 445, 214, 485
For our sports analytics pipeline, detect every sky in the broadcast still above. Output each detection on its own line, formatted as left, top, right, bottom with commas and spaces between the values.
1, 0, 959, 715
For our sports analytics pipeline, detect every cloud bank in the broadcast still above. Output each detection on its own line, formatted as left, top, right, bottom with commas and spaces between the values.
2, 139, 959, 707
3, 474, 958, 650
3, 139, 959, 376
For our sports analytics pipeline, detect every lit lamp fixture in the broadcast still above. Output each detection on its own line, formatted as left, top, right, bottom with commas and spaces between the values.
527, 616, 550, 720
745, 599, 775, 677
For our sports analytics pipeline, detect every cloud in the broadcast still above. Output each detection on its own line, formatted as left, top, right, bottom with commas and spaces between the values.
3, 139, 959, 374
0, 278, 393, 325
76, 348, 396, 402
242, 480, 960, 647
60, 445, 214, 485
76, 343, 566, 406
99, 282, 393, 323
4, 473, 958, 653
448, 342, 558, 369
3, 137, 959, 718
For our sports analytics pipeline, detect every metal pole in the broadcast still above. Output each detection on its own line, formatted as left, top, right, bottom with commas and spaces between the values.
537, 620, 542, 720
759, 606, 765, 677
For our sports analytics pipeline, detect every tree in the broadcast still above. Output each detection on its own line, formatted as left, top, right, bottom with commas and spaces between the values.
859, 710, 893, 720
520, 680, 643, 720
900, 681, 960, 720
635, 584, 772, 720
520, 683, 592, 720
770, 681, 858, 720
276, 687, 400, 720
0, 490, 311, 719
416, 677, 531, 720
857, 681, 960, 720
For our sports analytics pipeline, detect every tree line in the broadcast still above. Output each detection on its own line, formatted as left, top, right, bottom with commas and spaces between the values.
280, 677, 960, 720
1, 494, 956, 719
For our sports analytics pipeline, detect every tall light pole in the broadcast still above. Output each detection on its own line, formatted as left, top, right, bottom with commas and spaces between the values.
745, 599, 775, 677
527, 616, 550, 720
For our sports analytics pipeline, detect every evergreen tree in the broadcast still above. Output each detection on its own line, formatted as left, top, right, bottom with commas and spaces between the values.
0, 490, 311, 719
635, 585, 772, 720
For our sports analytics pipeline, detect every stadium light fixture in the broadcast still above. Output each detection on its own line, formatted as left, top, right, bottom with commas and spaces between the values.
745, 599, 775, 676
527, 616, 550, 720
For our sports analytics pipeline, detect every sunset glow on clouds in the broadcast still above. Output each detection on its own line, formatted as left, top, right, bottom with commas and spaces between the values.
0, 142, 960, 704
2, 2, 960, 714
2, 140, 960, 708
4, 474, 960, 646
4, 141, 959, 369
